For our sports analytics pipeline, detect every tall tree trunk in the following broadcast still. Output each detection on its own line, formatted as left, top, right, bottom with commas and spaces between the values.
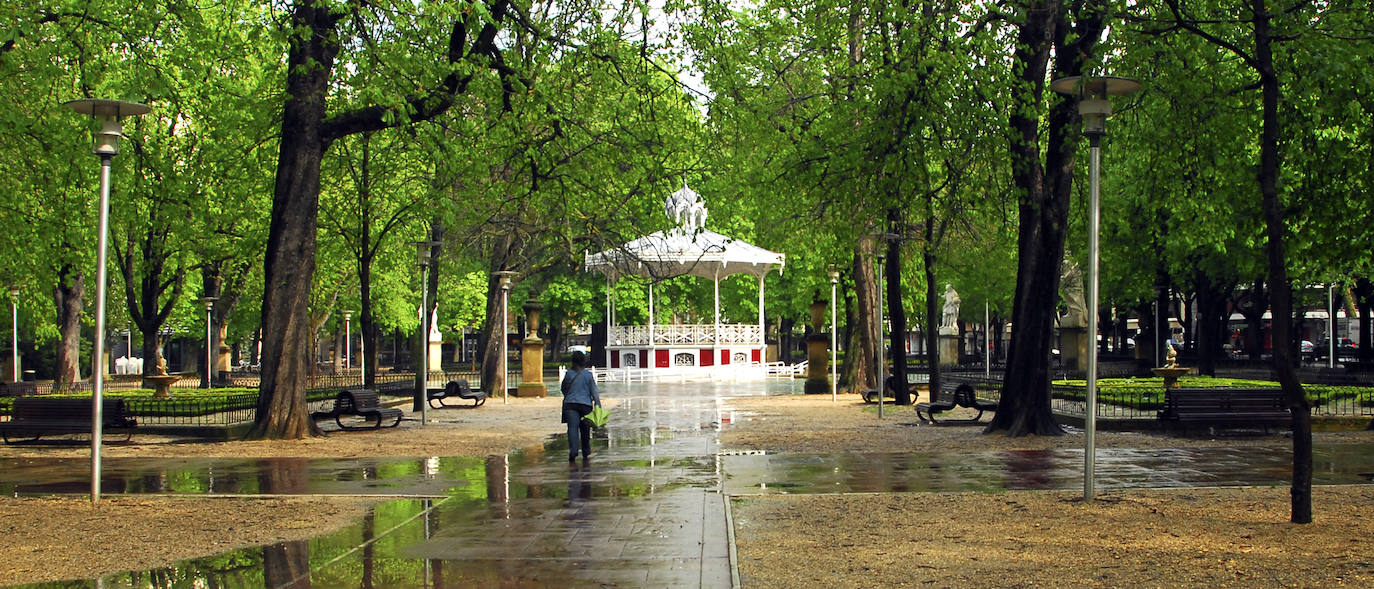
923, 245, 941, 404
851, 241, 880, 392
989, 0, 1087, 437
1194, 275, 1235, 377
360, 229, 377, 388
249, 3, 341, 440
886, 230, 910, 405
1234, 279, 1269, 360
52, 263, 84, 391
480, 232, 519, 398
1250, 0, 1310, 523
1354, 277, 1373, 364
248, 0, 511, 439
414, 225, 443, 412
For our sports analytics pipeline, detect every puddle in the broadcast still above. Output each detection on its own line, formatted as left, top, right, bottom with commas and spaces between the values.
4, 378, 1370, 588
722, 444, 1374, 494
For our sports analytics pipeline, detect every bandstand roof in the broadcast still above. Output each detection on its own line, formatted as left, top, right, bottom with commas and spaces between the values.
584, 184, 785, 281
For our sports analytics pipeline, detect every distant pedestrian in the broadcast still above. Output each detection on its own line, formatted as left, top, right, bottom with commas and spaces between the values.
560, 351, 602, 464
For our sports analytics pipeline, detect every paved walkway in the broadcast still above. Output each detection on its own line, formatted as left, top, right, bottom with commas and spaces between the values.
3, 380, 1373, 588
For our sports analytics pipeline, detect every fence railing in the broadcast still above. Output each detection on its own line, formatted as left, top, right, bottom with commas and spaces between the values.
940, 369, 1374, 420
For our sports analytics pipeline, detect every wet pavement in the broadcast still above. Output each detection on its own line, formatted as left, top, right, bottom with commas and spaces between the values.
3, 380, 1373, 588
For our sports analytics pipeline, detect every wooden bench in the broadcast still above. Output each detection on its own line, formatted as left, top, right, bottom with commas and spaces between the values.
0, 381, 38, 397
311, 388, 403, 430
916, 383, 999, 424
428, 379, 487, 408
1157, 387, 1291, 433
0, 397, 138, 443
861, 376, 899, 404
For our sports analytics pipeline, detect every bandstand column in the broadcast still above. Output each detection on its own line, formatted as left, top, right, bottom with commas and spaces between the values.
757, 274, 765, 349
648, 282, 656, 350
713, 270, 721, 345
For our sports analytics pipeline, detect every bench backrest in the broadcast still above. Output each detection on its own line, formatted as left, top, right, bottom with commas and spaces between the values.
337, 388, 383, 411
1166, 388, 1287, 412
11, 397, 131, 424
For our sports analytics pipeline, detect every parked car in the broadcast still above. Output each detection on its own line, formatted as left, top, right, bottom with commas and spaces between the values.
567, 344, 590, 354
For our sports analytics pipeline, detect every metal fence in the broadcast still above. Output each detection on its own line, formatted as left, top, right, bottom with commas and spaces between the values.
941, 369, 1374, 421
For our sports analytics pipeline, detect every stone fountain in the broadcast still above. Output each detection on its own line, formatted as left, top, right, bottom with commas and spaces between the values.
1150, 342, 1188, 389
142, 357, 180, 399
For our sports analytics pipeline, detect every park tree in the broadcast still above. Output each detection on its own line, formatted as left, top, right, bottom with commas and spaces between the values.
320, 130, 428, 388
1130, 0, 1374, 523
422, 24, 706, 393
250, 0, 521, 439
981, 0, 1115, 437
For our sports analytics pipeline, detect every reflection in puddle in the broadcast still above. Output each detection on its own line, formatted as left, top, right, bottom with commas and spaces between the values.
722, 445, 1374, 495
5, 376, 1371, 588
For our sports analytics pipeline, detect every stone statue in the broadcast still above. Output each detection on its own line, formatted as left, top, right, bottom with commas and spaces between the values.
429, 308, 442, 342
1060, 255, 1087, 328
154, 355, 168, 376
1165, 340, 1178, 368
940, 283, 960, 333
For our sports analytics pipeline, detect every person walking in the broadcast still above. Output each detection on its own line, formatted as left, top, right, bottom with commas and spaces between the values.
560, 351, 602, 464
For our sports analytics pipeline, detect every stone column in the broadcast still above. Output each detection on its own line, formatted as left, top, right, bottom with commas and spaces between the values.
517, 299, 547, 398
804, 297, 830, 394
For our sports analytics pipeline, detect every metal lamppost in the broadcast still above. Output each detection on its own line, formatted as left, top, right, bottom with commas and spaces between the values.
1324, 282, 1335, 367
1051, 75, 1141, 500
875, 250, 886, 420
985, 301, 991, 379
63, 98, 150, 503
413, 241, 438, 425
201, 297, 217, 388
829, 266, 840, 404
9, 288, 18, 383
495, 271, 517, 405
343, 311, 352, 376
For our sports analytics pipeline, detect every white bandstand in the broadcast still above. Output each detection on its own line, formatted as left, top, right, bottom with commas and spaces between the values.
584, 183, 786, 381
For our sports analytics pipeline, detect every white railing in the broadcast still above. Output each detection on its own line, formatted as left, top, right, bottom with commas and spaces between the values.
592, 363, 769, 383
608, 324, 763, 347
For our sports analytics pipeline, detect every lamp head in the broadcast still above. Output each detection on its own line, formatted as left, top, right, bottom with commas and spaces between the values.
1049, 76, 1141, 136
344, 311, 352, 320
828, 265, 839, 283
200, 296, 218, 311
63, 99, 150, 157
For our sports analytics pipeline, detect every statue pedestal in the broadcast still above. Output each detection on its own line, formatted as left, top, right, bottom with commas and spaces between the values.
1059, 326, 1089, 371
803, 334, 830, 394
517, 337, 546, 398
517, 300, 546, 398
143, 374, 180, 399
427, 337, 443, 373
938, 331, 960, 366
1151, 366, 1189, 389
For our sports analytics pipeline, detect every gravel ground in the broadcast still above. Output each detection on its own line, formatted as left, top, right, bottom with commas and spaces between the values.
1, 391, 1371, 586
722, 393, 1374, 588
